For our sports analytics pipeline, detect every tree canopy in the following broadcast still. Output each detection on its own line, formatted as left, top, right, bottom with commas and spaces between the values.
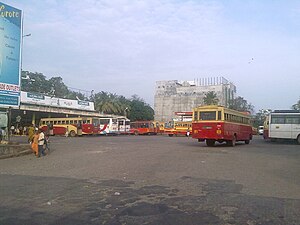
292, 98, 300, 110
21, 71, 154, 121
228, 96, 254, 114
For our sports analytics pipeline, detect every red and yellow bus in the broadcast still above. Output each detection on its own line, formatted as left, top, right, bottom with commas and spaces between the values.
39, 117, 100, 137
154, 121, 165, 134
129, 121, 157, 135
164, 121, 192, 137
192, 105, 252, 146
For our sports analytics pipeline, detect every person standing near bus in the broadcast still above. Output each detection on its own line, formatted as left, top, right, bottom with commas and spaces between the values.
37, 129, 46, 157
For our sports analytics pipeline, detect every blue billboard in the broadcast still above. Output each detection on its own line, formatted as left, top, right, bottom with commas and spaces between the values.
0, 2, 22, 107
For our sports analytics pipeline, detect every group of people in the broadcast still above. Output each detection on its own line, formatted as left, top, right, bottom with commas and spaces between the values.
10, 125, 28, 136
28, 125, 50, 158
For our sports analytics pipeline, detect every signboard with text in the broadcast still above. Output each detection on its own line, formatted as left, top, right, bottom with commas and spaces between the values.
0, 2, 22, 107
21, 91, 95, 111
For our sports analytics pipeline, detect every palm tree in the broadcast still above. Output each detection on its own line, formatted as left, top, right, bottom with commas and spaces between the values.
94, 91, 130, 115
203, 91, 219, 105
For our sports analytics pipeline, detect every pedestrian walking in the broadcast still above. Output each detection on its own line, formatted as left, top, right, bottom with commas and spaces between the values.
27, 124, 35, 143
44, 134, 50, 154
31, 130, 39, 156
186, 128, 190, 138
37, 129, 46, 157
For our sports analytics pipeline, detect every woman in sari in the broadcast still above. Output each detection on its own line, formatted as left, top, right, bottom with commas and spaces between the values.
31, 130, 39, 156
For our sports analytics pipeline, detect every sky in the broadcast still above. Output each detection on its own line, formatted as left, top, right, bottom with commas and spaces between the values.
5, 0, 300, 111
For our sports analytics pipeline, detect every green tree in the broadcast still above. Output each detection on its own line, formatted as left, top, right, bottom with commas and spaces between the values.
48, 77, 69, 98
203, 91, 219, 105
21, 71, 86, 100
292, 98, 300, 110
21, 70, 154, 120
228, 96, 254, 114
128, 95, 154, 121
21, 71, 50, 94
253, 109, 272, 127
94, 91, 130, 115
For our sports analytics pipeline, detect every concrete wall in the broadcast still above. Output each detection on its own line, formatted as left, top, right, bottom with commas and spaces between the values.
154, 78, 236, 122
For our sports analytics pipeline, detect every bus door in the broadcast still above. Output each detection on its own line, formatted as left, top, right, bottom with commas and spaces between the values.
118, 119, 125, 133
77, 121, 82, 136
92, 118, 100, 134
111, 119, 118, 133
48, 122, 54, 136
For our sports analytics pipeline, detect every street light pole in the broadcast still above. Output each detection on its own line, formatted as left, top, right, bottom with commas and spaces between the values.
20, 33, 31, 75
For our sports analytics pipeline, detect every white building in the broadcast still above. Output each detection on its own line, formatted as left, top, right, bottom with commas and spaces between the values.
154, 77, 236, 122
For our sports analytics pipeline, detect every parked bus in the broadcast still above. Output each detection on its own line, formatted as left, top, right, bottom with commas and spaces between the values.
39, 117, 100, 137
265, 110, 300, 144
99, 117, 130, 135
129, 121, 157, 135
164, 121, 192, 137
192, 105, 252, 146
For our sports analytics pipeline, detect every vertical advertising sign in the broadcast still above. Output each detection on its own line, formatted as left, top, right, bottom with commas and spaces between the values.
0, 2, 22, 108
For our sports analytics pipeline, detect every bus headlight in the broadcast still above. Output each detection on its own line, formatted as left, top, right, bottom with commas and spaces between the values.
216, 130, 222, 134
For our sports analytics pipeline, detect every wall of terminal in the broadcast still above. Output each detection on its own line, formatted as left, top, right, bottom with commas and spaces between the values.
154, 77, 236, 122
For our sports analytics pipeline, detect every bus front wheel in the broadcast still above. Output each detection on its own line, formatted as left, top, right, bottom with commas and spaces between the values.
297, 135, 300, 145
69, 130, 76, 137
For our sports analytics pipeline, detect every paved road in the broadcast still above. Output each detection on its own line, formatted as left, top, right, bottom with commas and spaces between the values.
0, 135, 299, 225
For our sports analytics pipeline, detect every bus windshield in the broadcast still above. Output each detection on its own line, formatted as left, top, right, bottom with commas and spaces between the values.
200, 111, 216, 120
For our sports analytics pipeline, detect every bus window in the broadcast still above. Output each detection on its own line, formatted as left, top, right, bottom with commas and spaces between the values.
218, 111, 222, 120
286, 116, 300, 124
70, 120, 73, 124
118, 120, 124, 125
92, 119, 99, 126
200, 111, 216, 120
271, 116, 285, 124
54, 121, 57, 125
62, 121, 66, 124
125, 121, 130, 126
100, 119, 110, 125
194, 111, 198, 120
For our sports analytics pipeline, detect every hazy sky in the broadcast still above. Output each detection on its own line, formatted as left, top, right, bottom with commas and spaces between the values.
6, 0, 300, 111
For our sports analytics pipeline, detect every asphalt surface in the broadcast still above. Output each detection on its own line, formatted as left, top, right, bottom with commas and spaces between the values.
0, 135, 299, 225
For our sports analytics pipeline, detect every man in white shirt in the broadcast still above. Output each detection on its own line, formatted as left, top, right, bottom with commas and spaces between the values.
38, 129, 46, 157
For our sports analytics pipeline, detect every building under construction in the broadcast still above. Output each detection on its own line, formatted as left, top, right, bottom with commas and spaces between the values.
154, 77, 236, 122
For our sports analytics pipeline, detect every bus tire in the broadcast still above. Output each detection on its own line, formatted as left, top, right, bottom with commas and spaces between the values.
168, 134, 173, 137
134, 131, 139, 136
245, 139, 250, 144
69, 130, 76, 137
206, 139, 215, 147
297, 135, 300, 145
